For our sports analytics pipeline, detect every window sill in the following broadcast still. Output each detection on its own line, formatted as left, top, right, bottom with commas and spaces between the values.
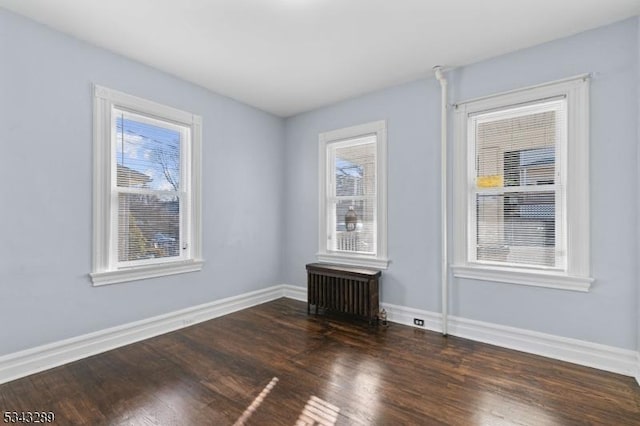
451, 264, 592, 292
90, 259, 204, 286
316, 253, 389, 270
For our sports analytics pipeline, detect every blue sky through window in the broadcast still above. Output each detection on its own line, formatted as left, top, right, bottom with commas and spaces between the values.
335, 158, 362, 177
116, 114, 181, 191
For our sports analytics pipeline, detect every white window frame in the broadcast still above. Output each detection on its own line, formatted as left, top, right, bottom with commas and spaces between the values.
90, 85, 203, 286
317, 120, 389, 269
452, 76, 593, 292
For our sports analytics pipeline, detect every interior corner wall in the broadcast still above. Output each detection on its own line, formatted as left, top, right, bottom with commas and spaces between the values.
283, 17, 640, 350
0, 8, 286, 356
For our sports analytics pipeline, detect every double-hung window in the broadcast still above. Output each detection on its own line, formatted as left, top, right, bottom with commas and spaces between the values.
91, 85, 202, 285
452, 77, 592, 291
318, 121, 388, 269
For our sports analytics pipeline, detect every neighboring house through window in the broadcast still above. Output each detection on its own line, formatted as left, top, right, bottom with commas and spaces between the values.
317, 120, 388, 269
91, 85, 202, 285
452, 76, 592, 291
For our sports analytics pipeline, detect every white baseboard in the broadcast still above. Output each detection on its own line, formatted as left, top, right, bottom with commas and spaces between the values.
212, 285, 640, 381
381, 301, 442, 332
3, 284, 637, 386
0, 285, 289, 385
297, 286, 639, 378
282, 284, 306, 301
385, 303, 639, 378
447, 314, 637, 377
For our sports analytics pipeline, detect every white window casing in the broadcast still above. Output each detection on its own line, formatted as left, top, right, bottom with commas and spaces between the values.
452, 76, 592, 291
317, 120, 389, 269
91, 85, 203, 285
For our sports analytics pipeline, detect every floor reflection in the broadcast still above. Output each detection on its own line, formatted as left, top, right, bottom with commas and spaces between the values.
328, 355, 382, 420
473, 390, 560, 426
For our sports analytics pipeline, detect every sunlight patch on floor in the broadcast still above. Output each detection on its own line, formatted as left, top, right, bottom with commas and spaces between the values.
233, 377, 279, 426
295, 395, 340, 426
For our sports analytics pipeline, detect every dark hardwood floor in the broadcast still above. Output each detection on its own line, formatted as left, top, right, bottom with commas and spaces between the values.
1, 298, 639, 425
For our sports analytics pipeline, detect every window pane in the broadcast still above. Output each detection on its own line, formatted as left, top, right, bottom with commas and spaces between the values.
332, 199, 375, 254
476, 108, 558, 188
115, 111, 181, 191
504, 147, 555, 187
334, 141, 376, 197
476, 191, 556, 267
118, 193, 180, 262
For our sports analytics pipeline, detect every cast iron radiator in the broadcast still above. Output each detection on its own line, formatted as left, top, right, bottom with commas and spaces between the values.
305, 263, 382, 324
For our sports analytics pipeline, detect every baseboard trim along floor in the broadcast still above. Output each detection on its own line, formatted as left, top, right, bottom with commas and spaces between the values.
380, 301, 637, 378
0, 284, 637, 385
0, 285, 292, 385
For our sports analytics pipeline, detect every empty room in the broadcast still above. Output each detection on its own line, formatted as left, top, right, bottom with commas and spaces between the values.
2, 0, 640, 424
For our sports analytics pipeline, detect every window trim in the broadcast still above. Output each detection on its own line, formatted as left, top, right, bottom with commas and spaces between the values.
452, 76, 592, 291
90, 85, 203, 286
317, 120, 389, 269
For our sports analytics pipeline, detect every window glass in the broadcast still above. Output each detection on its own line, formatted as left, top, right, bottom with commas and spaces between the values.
330, 140, 376, 255
472, 100, 564, 269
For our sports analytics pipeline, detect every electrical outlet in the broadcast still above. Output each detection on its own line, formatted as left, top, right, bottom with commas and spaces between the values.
413, 318, 424, 326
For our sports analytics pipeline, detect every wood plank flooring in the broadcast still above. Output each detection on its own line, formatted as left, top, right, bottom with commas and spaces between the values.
1, 298, 639, 425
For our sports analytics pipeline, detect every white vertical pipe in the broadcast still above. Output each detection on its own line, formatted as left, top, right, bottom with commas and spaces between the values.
434, 66, 448, 336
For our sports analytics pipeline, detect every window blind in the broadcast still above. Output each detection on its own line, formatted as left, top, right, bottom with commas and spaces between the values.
473, 100, 565, 268
115, 109, 183, 263
329, 137, 376, 254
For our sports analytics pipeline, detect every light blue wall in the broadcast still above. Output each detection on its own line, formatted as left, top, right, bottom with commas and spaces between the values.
0, 9, 285, 355
283, 18, 639, 350
2, 7, 639, 357
283, 79, 441, 310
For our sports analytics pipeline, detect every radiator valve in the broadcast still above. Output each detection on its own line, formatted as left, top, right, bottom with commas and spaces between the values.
379, 308, 388, 327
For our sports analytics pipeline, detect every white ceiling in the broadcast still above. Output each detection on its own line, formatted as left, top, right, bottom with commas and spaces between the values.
2, 0, 639, 117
